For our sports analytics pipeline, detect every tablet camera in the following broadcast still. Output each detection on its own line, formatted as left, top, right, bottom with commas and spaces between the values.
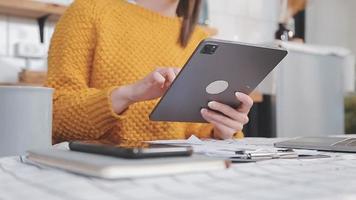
201, 44, 218, 55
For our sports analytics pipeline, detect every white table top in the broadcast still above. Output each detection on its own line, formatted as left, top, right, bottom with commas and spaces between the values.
1, 137, 356, 200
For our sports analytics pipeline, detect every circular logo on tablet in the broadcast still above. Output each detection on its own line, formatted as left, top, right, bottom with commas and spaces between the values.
206, 80, 229, 94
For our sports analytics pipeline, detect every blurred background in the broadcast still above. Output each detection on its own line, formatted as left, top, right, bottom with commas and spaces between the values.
0, 0, 355, 138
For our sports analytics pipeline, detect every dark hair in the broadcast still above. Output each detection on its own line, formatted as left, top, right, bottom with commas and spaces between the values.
176, 0, 202, 47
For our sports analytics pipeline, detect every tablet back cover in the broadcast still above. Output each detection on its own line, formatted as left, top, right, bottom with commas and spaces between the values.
150, 39, 287, 122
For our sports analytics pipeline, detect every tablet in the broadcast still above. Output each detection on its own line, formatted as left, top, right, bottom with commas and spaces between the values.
150, 38, 288, 123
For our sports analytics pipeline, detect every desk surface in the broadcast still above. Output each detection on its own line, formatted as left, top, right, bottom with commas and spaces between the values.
1, 137, 356, 200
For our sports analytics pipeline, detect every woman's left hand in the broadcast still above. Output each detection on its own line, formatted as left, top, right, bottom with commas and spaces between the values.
201, 92, 253, 139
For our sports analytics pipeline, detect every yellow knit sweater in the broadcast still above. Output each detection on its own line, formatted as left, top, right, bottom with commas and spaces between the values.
46, 0, 243, 144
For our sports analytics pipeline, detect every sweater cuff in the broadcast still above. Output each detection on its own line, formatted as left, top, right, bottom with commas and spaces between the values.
185, 123, 214, 139
106, 86, 129, 119
87, 87, 127, 130
233, 131, 244, 139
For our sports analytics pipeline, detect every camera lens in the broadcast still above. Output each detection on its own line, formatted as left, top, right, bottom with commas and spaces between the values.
201, 44, 218, 55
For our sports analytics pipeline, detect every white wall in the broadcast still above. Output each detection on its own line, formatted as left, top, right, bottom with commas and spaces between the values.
207, 0, 281, 94
306, 0, 356, 93
306, 0, 356, 57
0, 0, 72, 82
0, 15, 56, 82
0, 15, 7, 56
208, 0, 280, 44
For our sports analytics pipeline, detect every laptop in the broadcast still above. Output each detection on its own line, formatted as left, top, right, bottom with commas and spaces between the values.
274, 136, 356, 152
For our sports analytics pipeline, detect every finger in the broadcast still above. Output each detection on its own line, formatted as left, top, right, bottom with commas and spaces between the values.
201, 112, 235, 139
213, 123, 235, 139
157, 68, 176, 84
207, 101, 249, 124
152, 71, 166, 88
214, 124, 236, 140
201, 108, 243, 131
235, 92, 253, 113
203, 116, 236, 140
164, 68, 176, 88
166, 68, 176, 83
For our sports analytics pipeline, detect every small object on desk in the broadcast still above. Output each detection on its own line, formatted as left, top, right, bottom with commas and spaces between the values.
234, 149, 298, 160
297, 154, 330, 159
231, 149, 327, 163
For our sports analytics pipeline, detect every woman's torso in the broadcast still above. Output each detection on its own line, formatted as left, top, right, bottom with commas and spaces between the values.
89, 0, 208, 142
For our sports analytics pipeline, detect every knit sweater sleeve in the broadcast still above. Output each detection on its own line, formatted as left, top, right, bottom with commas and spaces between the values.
46, 0, 121, 142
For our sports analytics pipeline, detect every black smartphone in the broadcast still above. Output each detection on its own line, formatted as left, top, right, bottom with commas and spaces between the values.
68, 141, 193, 159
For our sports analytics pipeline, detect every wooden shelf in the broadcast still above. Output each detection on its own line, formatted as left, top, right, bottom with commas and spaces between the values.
0, 1, 218, 32
0, 0, 67, 20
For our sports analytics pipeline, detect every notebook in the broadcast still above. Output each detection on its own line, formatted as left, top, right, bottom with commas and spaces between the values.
25, 149, 229, 179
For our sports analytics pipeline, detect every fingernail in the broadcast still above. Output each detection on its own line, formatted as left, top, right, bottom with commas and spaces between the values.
235, 92, 240, 97
208, 101, 215, 108
201, 108, 207, 114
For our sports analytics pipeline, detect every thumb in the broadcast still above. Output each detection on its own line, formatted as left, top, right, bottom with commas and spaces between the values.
151, 71, 166, 88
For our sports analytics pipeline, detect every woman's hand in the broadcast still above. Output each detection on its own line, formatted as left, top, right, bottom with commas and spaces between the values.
201, 92, 253, 140
111, 68, 180, 114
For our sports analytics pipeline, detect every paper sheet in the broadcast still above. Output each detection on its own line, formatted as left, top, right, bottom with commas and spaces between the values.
148, 135, 320, 159
148, 135, 204, 145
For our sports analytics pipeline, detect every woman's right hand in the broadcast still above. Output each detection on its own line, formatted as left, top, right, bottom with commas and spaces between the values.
111, 68, 180, 114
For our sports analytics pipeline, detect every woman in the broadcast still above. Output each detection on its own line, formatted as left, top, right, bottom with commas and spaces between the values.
46, 0, 253, 144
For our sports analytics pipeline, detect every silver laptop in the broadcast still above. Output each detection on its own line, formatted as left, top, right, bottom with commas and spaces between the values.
274, 137, 356, 152
150, 39, 288, 123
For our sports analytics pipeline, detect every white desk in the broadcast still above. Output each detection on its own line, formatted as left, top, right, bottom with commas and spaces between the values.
1, 137, 356, 200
